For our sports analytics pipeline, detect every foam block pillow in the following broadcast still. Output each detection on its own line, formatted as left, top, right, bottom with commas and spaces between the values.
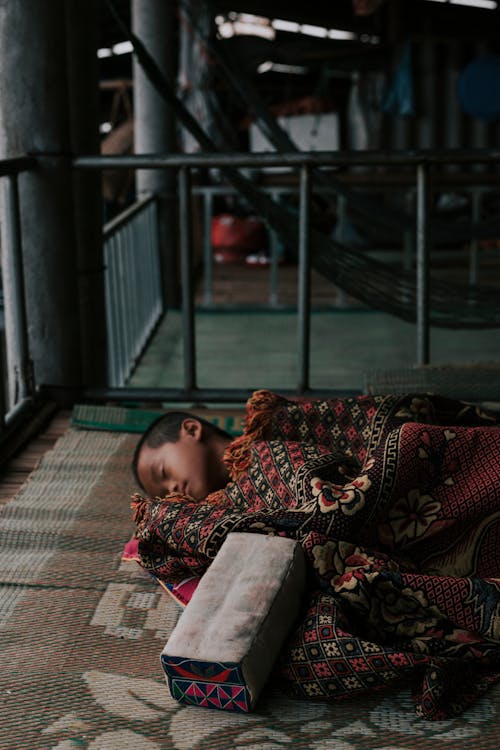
161, 532, 307, 712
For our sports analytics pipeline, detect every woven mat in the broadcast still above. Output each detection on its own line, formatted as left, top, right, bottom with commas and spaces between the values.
0, 427, 499, 749
364, 364, 500, 404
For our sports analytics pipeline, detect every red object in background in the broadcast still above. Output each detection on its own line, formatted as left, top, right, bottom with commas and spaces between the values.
211, 214, 267, 263
352, 0, 385, 16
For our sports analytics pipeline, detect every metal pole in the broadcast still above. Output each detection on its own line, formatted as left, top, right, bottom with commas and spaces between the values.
416, 163, 430, 365
4, 175, 31, 406
297, 164, 311, 393
269, 190, 280, 307
469, 188, 481, 285
403, 189, 414, 272
103, 239, 116, 387
116, 232, 126, 386
203, 190, 213, 306
178, 167, 197, 391
336, 194, 347, 307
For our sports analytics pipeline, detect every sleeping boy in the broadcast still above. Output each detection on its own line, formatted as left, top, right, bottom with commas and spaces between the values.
130, 390, 500, 719
133, 411, 232, 501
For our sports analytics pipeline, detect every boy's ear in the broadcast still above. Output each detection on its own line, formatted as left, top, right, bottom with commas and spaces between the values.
180, 418, 203, 441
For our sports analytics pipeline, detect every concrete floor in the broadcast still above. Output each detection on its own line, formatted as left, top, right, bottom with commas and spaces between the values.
127, 256, 500, 400
128, 307, 499, 394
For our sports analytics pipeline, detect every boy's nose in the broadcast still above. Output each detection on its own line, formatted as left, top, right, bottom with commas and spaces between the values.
166, 479, 179, 493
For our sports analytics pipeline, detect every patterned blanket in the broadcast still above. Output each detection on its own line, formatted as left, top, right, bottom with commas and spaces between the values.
133, 391, 500, 720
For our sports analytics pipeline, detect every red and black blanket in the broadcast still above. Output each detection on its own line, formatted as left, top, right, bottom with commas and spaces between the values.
132, 390, 500, 719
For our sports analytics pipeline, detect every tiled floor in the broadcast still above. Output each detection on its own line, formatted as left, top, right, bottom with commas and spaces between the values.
125, 244, 500, 399
129, 305, 499, 397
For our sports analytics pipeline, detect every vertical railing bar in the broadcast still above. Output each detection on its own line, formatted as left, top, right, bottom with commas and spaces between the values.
108, 235, 117, 388
144, 205, 153, 324
114, 230, 124, 385
103, 237, 113, 386
128, 216, 139, 372
141, 205, 151, 331
129, 218, 139, 360
4, 175, 31, 406
147, 202, 157, 322
297, 164, 311, 393
125, 222, 135, 368
145, 204, 154, 323
134, 215, 144, 356
124, 223, 133, 382
122, 225, 131, 372
336, 194, 347, 308
110, 233, 120, 387
269, 190, 279, 307
144, 208, 153, 332
104, 234, 115, 387
178, 167, 197, 392
147, 198, 159, 328
142, 206, 150, 320
147, 198, 159, 318
152, 197, 162, 315
112, 235, 122, 386
416, 162, 430, 365
117, 231, 128, 385
128, 218, 138, 372
403, 188, 414, 272
469, 188, 480, 285
134, 210, 144, 349
203, 190, 213, 306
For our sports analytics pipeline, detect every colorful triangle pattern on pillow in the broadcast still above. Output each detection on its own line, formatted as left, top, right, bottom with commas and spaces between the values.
161, 656, 251, 712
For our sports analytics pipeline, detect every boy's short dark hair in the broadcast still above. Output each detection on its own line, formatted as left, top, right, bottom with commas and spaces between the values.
132, 411, 231, 490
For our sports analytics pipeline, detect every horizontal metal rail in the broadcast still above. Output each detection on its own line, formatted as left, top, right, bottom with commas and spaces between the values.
0, 155, 37, 177
103, 192, 158, 234
85, 386, 363, 403
73, 148, 500, 169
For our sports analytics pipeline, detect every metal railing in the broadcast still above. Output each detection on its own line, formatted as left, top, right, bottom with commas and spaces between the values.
0, 148, 498, 420
0, 156, 37, 426
74, 147, 500, 402
0, 149, 498, 415
103, 194, 163, 387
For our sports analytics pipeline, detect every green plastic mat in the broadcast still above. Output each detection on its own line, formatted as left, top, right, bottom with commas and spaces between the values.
72, 403, 244, 436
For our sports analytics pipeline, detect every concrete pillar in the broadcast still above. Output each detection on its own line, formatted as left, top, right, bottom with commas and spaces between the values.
0, 0, 83, 393
66, 0, 107, 386
132, 0, 179, 306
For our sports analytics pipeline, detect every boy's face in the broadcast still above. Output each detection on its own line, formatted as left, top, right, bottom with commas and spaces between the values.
136, 418, 225, 501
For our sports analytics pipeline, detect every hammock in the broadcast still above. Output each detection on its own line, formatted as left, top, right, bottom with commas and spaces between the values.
106, 0, 500, 329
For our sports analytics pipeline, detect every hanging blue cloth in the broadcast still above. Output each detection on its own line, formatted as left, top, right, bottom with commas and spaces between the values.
382, 42, 415, 117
